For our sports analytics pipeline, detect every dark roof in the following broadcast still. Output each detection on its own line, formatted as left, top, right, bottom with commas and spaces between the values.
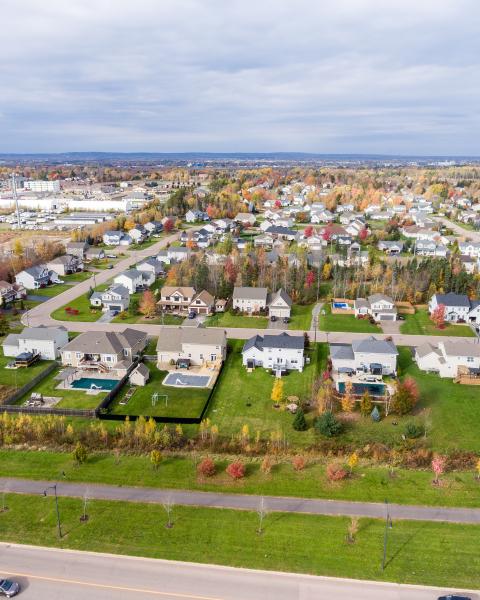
263, 332, 303, 350
433, 292, 471, 307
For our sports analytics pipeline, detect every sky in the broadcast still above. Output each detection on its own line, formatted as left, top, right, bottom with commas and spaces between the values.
1, 0, 480, 154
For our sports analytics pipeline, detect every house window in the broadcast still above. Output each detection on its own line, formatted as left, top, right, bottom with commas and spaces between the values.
467, 356, 474, 363
76, 352, 82, 359
105, 356, 112, 362
200, 354, 203, 359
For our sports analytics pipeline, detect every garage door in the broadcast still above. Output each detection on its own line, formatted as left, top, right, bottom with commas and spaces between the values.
109, 305, 123, 312
379, 315, 395, 321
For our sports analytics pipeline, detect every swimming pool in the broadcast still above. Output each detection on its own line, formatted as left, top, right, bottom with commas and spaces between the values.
333, 302, 350, 309
162, 373, 211, 388
71, 377, 119, 391
338, 382, 385, 396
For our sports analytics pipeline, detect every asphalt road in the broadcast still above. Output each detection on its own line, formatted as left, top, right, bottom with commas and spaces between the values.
435, 215, 480, 242
0, 543, 476, 600
3, 477, 480, 524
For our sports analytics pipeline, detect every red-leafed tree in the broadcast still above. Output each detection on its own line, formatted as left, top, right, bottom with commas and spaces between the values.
274, 199, 282, 209
226, 461, 245, 480
163, 218, 174, 233
206, 204, 217, 219
305, 270, 315, 288
322, 225, 333, 242
225, 256, 238, 286
197, 457, 216, 477
431, 303, 445, 329
304, 225, 313, 238
359, 228, 368, 241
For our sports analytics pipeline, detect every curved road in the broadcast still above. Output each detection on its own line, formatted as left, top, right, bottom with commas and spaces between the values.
1, 544, 477, 600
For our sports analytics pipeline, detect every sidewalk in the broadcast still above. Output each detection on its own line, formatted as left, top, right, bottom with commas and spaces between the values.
2, 477, 480, 524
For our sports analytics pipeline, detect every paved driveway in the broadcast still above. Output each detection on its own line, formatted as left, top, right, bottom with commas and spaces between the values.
380, 320, 401, 335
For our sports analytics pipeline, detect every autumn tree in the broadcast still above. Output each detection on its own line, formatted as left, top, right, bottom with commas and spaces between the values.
360, 391, 373, 416
431, 303, 446, 329
271, 378, 284, 405
139, 290, 157, 318
341, 382, 356, 413
431, 455, 446, 485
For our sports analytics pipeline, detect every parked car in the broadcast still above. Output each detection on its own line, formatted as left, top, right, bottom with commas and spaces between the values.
107, 264, 114, 269
437, 596, 472, 600
188, 311, 197, 319
0, 579, 20, 597
398, 314, 405, 320
282, 317, 290, 324
270, 315, 277, 322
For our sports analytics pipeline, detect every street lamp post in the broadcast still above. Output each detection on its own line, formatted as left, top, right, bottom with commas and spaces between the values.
43, 484, 62, 538
381, 499, 393, 571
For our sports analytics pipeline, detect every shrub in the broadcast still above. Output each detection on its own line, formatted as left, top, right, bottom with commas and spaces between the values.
226, 460, 245, 480
391, 380, 419, 415
72, 442, 87, 465
292, 408, 307, 431
360, 391, 373, 416
292, 455, 306, 471
404, 422, 424, 439
314, 411, 343, 437
260, 455, 274, 474
197, 457, 216, 477
326, 462, 348, 481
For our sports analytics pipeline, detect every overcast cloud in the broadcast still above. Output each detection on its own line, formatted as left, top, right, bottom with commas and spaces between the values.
1, 0, 479, 154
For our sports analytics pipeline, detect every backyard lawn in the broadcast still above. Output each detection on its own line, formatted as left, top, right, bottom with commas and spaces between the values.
205, 310, 268, 329
50, 285, 109, 322
1, 494, 480, 589
206, 340, 326, 443
13, 367, 106, 409
0, 356, 54, 392
400, 308, 476, 337
108, 361, 211, 419
318, 303, 382, 333
288, 304, 313, 330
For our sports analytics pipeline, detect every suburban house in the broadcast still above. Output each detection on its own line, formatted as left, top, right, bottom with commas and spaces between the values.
185, 209, 209, 223
15, 265, 55, 290
136, 257, 165, 279
114, 269, 152, 294
60, 329, 148, 376
85, 247, 106, 261
156, 326, 227, 367
428, 292, 480, 323
377, 241, 404, 255
103, 231, 132, 246
415, 341, 480, 378
0, 281, 26, 305
330, 336, 398, 377
144, 221, 163, 236
129, 225, 148, 244
46, 254, 84, 277
458, 241, 480, 257
234, 213, 256, 226
157, 286, 196, 313
354, 294, 398, 321
415, 241, 448, 257
242, 332, 305, 374
267, 288, 293, 319
90, 284, 130, 313
190, 290, 215, 315
233, 287, 268, 313
66, 241, 89, 259
167, 247, 191, 262
2, 325, 69, 360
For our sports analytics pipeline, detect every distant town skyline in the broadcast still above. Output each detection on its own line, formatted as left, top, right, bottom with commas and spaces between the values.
1, 0, 479, 155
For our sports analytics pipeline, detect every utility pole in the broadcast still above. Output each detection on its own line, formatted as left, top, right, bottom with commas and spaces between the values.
43, 484, 62, 538
11, 174, 21, 230
381, 499, 393, 571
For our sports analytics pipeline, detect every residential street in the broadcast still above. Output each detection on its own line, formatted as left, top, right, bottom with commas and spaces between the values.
434, 215, 480, 242
0, 543, 476, 600
2, 477, 480, 524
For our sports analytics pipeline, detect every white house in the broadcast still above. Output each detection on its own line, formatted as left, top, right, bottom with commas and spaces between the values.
459, 242, 480, 258
102, 231, 125, 246
415, 341, 480, 378
377, 241, 404, 255
15, 265, 53, 290
2, 326, 69, 360
330, 336, 398, 376
185, 210, 209, 223
156, 326, 227, 367
267, 288, 292, 319
46, 254, 83, 277
428, 292, 480, 323
136, 257, 165, 279
114, 269, 151, 294
90, 284, 130, 313
242, 332, 305, 374
233, 287, 268, 313
234, 213, 256, 226
354, 294, 397, 321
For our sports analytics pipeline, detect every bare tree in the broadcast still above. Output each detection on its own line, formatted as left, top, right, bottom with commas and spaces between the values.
81, 488, 90, 522
163, 496, 175, 529
256, 497, 269, 535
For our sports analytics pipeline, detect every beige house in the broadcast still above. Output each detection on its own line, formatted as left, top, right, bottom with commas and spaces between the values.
190, 290, 215, 315
60, 329, 148, 377
157, 286, 196, 313
156, 326, 227, 368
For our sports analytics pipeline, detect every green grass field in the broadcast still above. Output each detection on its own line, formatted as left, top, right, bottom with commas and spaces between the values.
0, 356, 53, 391
205, 341, 325, 444
2, 449, 479, 508
51, 285, 109, 322
318, 304, 382, 333
108, 361, 210, 418
288, 304, 313, 330
13, 367, 106, 409
400, 308, 475, 337
1, 493, 479, 588
205, 311, 269, 328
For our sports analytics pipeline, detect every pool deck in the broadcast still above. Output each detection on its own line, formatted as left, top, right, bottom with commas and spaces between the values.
56, 370, 121, 394
332, 371, 396, 396
158, 363, 221, 389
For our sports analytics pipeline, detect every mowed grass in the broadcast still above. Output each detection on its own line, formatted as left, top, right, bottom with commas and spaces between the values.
206, 341, 326, 444
1, 493, 480, 589
400, 308, 475, 337
0, 356, 53, 390
51, 285, 109, 322
13, 367, 106, 409
288, 304, 313, 330
205, 310, 268, 329
2, 449, 480, 508
318, 304, 382, 333
108, 361, 210, 418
